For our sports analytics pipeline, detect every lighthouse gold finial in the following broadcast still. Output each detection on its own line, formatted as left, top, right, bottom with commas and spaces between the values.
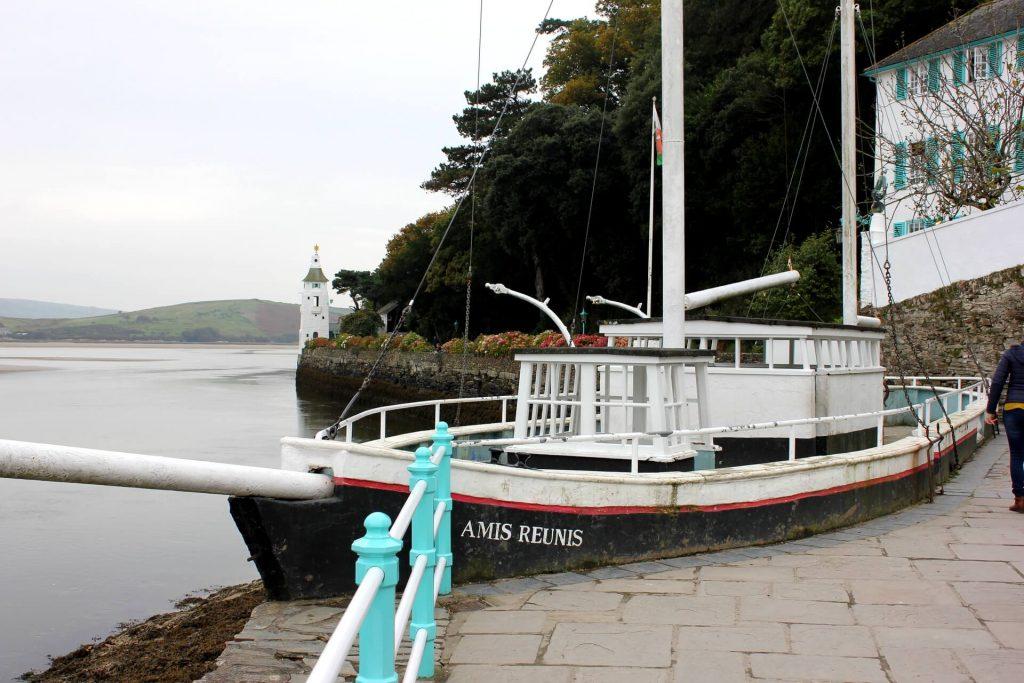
314, 244, 320, 253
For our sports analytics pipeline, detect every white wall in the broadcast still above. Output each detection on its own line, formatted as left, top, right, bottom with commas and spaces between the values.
861, 197, 1024, 306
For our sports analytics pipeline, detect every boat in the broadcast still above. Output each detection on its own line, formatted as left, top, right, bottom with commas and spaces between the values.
229, 0, 992, 600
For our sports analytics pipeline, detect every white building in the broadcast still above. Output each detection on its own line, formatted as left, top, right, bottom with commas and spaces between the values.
861, 0, 1024, 305
299, 246, 331, 343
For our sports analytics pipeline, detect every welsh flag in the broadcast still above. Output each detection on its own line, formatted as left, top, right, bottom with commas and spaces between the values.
653, 101, 664, 166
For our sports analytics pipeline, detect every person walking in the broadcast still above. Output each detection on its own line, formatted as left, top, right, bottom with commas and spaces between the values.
985, 344, 1024, 512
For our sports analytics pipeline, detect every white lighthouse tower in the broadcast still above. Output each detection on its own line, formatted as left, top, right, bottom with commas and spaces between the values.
299, 245, 331, 344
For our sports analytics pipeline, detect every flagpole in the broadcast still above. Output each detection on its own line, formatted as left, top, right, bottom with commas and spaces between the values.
647, 96, 656, 316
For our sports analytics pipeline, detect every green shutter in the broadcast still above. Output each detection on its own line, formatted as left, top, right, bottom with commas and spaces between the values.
1015, 129, 1024, 173
952, 131, 966, 184
1017, 34, 1023, 70
893, 221, 907, 237
953, 51, 966, 85
925, 137, 940, 185
927, 58, 941, 92
894, 142, 908, 189
988, 41, 1003, 77
896, 68, 907, 100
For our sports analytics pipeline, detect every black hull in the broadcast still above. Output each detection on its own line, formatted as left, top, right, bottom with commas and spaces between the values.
231, 427, 983, 600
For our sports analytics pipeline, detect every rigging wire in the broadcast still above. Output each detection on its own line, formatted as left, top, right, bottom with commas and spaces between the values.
319, 0, 557, 439
570, 21, 619, 335
455, 0, 485, 427
748, 15, 838, 318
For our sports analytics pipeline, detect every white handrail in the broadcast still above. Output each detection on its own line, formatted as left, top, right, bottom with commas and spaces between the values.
433, 500, 446, 538
394, 554, 429, 649
389, 479, 427, 540
403, 629, 430, 683
429, 443, 446, 466
317, 394, 516, 441
307, 567, 385, 683
433, 557, 447, 602
456, 381, 985, 450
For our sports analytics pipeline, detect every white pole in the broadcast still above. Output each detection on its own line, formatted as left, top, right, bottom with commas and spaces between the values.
0, 439, 334, 500
661, 0, 685, 347
840, 0, 858, 326
647, 96, 657, 316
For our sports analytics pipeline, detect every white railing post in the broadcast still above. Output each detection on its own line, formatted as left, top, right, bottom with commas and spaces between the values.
788, 426, 797, 461
380, 411, 387, 440
434, 403, 441, 425
501, 398, 508, 423
877, 414, 884, 448
432, 423, 454, 596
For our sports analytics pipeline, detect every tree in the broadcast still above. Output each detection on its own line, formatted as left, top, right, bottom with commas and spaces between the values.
422, 70, 538, 196
340, 309, 382, 336
874, 40, 1024, 221
332, 269, 381, 311
747, 230, 841, 322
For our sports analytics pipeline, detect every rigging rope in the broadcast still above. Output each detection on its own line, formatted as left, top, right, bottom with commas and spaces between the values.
570, 21, 619, 335
319, 0, 557, 440
749, 15, 838, 318
455, 0, 485, 427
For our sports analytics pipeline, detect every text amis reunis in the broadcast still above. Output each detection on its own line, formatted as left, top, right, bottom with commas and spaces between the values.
459, 521, 583, 547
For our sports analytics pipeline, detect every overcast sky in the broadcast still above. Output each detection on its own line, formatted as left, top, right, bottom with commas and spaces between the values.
0, 0, 596, 311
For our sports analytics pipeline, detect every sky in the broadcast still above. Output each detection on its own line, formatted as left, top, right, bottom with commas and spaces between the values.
0, 0, 596, 311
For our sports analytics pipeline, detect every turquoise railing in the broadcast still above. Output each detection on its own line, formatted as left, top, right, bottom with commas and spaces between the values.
308, 422, 453, 683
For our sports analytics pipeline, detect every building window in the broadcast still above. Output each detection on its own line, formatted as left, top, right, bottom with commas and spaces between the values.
967, 46, 989, 82
314, 295, 320, 307
905, 218, 932, 234
908, 64, 927, 96
909, 141, 927, 183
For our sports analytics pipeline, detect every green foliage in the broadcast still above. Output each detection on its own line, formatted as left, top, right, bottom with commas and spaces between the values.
363, 0, 984, 340
748, 231, 842, 322
332, 270, 381, 311
340, 308, 383, 336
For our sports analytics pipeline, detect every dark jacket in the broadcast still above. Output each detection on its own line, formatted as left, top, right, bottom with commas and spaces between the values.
986, 344, 1024, 413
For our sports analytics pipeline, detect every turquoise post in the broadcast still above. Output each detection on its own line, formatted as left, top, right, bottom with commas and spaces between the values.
408, 446, 438, 677
353, 512, 402, 683
432, 422, 454, 595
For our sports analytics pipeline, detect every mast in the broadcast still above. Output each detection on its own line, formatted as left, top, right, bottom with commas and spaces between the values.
840, 0, 858, 325
661, 0, 685, 346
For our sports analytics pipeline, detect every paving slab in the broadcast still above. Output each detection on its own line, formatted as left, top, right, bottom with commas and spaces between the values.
205, 433, 1024, 682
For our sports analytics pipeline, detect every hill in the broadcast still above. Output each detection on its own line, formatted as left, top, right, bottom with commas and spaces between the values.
0, 298, 117, 319
0, 299, 350, 344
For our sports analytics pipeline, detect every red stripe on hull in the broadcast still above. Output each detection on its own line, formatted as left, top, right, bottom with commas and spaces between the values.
332, 433, 958, 515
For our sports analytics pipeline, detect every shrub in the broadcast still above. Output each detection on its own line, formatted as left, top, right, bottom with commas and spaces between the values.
534, 331, 568, 348
395, 332, 432, 352
441, 337, 477, 354
340, 309, 382, 336
571, 333, 608, 348
474, 331, 536, 357
305, 336, 332, 349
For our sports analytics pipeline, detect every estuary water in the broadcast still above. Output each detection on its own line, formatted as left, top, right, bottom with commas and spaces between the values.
0, 344, 354, 680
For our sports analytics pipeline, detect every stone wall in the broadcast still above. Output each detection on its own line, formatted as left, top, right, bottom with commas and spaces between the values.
869, 265, 1024, 377
296, 346, 520, 401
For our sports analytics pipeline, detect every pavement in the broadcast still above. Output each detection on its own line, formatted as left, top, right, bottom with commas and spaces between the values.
202, 434, 1022, 682
442, 435, 1024, 682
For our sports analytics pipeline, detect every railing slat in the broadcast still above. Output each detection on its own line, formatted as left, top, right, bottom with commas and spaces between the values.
306, 566, 384, 683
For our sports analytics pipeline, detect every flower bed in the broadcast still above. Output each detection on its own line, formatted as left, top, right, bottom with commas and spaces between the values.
306, 331, 612, 356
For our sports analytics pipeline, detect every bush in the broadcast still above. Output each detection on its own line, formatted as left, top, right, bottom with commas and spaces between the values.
473, 331, 536, 357
441, 337, 477, 354
395, 332, 432, 352
571, 333, 608, 348
305, 337, 332, 349
534, 331, 568, 348
340, 309, 383, 336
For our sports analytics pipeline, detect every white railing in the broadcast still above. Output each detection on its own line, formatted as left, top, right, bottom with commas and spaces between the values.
455, 379, 986, 470
885, 375, 984, 391
317, 395, 516, 442
308, 424, 453, 683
